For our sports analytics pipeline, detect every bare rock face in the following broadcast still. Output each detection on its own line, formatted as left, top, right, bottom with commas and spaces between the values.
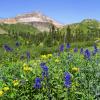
0, 11, 63, 31
0, 18, 17, 24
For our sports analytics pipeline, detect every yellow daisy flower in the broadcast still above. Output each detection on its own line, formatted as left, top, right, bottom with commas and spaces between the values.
41, 55, 48, 59
13, 80, 19, 86
55, 58, 60, 63
23, 63, 32, 72
3, 87, 9, 92
23, 66, 32, 72
72, 67, 79, 73
0, 90, 4, 97
47, 54, 52, 58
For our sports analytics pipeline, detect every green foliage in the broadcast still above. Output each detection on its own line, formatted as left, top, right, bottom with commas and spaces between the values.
0, 19, 100, 47
0, 47, 100, 99
60, 19, 100, 42
0, 23, 39, 35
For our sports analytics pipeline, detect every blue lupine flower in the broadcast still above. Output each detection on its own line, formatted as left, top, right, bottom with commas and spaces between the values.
64, 72, 71, 88
74, 47, 78, 52
93, 44, 98, 55
94, 44, 98, 52
80, 48, 83, 54
42, 71, 48, 78
16, 42, 20, 47
84, 49, 91, 60
42, 65, 48, 72
34, 77, 41, 89
40, 63, 48, 79
60, 44, 64, 52
3, 44, 13, 52
40, 62, 46, 67
42, 65, 48, 78
26, 52, 30, 60
66, 43, 70, 49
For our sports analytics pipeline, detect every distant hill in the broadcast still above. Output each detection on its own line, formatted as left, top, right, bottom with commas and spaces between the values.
62, 19, 100, 35
0, 11, 63, 32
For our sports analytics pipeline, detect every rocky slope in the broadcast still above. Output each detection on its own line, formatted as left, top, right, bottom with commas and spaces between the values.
0, 11, 63, 31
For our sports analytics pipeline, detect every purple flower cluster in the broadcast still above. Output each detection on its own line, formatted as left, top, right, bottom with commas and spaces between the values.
16, 42, 20, 47
80, 48, 84, 54
3, 44, 13, 52
59, 44, 64, 52
84, 49, 91, 60
64, 72, 71, 88
66, 43, 70, 49
26, 52, 30, 60
40, 63, 48, 79
34, 77, 41, 89
93, 44, 98, 55
74, 47, 78, 52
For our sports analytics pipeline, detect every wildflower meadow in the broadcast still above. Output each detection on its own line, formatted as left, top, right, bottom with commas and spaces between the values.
0, 43, 100, 100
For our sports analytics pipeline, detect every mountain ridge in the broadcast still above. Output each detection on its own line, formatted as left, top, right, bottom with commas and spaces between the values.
0, 11, 63, 31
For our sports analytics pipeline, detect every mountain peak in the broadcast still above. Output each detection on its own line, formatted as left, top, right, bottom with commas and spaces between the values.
16, 11, 45, 18
0, 11, 63, 31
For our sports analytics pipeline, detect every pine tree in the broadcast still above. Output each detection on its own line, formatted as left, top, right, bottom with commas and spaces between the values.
66, 26, 71, 43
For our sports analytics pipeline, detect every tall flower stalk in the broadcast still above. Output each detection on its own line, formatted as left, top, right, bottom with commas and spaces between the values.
59, 44, 64, 52
80, 48, 84, 54
40, 63, 51, 99
92, 44, 98, 55
84, 49, 91, 60
3, 44, 13, 52
74, 47, 78, 52
26, 51, 30, 63
66, 43, 70, 52
64, 72, 71, 99
34, 77, 41, 89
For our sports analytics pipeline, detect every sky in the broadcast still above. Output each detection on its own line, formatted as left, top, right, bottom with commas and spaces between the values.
0, 0, 100, 24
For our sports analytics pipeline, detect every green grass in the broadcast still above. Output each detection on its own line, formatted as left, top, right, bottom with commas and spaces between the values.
0, 44, 100, 99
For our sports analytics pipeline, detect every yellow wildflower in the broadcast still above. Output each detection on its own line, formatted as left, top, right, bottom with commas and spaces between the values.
3, 87, 9, 92
41, 55, 48, 59
23, 66, 32, 72
47, 54, 52, 58
55, 58, 60, 63
0, 90, 4, 97
13, 80, 19, 86
23, 63, 32, 72
72, 67, 79, 73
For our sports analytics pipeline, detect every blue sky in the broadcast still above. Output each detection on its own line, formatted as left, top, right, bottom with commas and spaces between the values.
0, 0, 100, 24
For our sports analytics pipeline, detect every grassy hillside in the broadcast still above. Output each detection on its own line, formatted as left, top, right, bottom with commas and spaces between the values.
0, 23, 39, 35
60, 19, 100, 43
62, 19, 100, 34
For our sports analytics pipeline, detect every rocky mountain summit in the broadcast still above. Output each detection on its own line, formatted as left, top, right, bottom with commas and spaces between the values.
0, 11, 63, 31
